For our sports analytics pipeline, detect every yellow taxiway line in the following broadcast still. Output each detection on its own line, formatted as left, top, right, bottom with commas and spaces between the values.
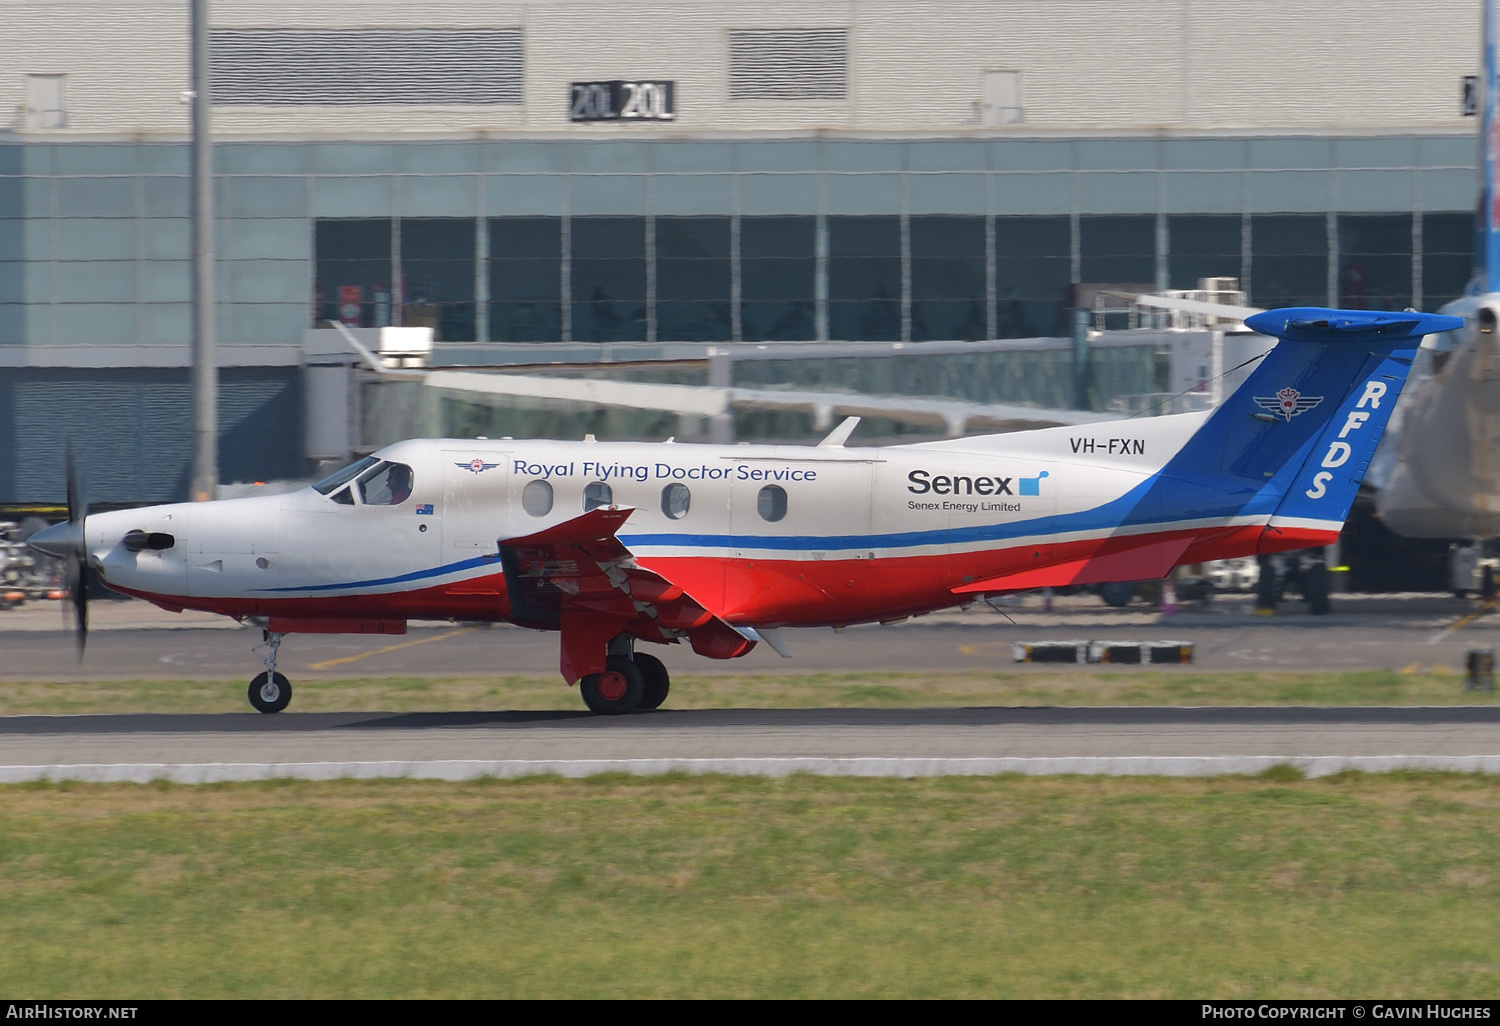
1428, 611, 1482, 646
308, 627, 475, 671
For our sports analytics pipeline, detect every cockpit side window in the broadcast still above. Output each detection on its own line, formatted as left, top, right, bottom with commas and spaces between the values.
313, 456, 379, 496
330, 486, 355, 505
357, 461, 415, 506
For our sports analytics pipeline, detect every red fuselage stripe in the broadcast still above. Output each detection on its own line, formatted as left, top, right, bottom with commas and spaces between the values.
109, 522, 1336, 628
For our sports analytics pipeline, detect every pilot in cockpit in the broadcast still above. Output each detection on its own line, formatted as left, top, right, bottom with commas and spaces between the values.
387, 464, 412, 505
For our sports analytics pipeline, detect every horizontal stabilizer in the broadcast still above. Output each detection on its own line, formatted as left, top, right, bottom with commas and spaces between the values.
953, 535, 1193, 595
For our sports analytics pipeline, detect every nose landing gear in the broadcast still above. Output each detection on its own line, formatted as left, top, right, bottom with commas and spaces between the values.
248, 630, 292, 714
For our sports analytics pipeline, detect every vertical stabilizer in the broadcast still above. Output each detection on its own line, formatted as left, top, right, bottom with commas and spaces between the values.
1480, 0, 1500, 293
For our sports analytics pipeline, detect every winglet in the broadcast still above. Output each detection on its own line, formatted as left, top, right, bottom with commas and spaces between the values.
817, 416, 861, 448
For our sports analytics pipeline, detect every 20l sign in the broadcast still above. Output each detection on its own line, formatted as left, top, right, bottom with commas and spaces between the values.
570, 81, 675, 122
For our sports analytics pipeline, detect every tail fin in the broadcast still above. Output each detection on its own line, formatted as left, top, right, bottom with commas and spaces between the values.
1145, 308, 1462, 547
1477, 0, 1499, 293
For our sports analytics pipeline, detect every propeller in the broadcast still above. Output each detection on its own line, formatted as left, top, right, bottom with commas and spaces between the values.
27, 445, 89, 658
62, 444, 89, 658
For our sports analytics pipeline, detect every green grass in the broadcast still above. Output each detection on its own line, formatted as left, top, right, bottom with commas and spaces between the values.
0, 668, 1495, 716
2, 773, 1499, 997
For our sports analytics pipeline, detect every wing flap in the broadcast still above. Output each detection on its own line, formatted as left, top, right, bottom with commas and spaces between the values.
498, 508, 754, 682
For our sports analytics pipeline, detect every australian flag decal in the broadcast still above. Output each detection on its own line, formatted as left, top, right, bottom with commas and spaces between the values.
1253, 387, 1323, 422
415, 503, 434, 515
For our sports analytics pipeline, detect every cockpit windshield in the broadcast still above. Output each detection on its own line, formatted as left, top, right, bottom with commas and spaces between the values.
357, 461, 414, 506
312, 456, 379, 496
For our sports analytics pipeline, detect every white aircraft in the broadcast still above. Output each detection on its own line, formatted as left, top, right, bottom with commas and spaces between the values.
1373, 0, 1500, 542
30, 307, 1455, 714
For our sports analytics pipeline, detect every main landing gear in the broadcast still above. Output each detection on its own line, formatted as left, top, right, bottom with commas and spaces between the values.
579, 637, 670, 715
248, 630, 292, 714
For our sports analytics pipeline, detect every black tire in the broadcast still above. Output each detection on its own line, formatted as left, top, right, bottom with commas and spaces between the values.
634, 652, 671, 711
1098, 581, 1134, 608
580, 656, 645, 715
248, 671, 292, 714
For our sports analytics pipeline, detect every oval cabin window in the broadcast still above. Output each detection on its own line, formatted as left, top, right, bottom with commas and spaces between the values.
583, 481, 613, 512
521, 479, 554, 517
757, 484, 787, 522
661, 483, 691, 520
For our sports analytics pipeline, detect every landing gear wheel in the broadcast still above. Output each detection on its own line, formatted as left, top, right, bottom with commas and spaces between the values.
634, 652, 671, 711
580, 656, 644, 715
248, 671, 292, 714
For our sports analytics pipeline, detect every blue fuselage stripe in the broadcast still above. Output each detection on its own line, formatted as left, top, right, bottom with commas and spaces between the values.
257, 469, 1282, 595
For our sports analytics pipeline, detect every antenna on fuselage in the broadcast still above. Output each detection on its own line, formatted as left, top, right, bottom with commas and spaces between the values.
817, 416, 861, 448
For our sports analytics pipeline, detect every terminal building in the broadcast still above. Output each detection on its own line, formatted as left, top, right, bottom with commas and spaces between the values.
0, 0, 1486, 504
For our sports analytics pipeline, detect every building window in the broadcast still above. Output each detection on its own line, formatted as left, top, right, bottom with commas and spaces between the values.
315, 219, 392, 328
910, 216, 986, 341
1169, 216, 1241, 291
401, 219, 475, 342
211, 29, 523, 105
981, 71, 1022, 126
1339, 214, 1412, 311
1423, 212, 1474, 310
572, 217, 646, 343
994, 216, 1071, 338
757, 484, 787, 522
661, 483, 691, 520
1251, 215, 1328, 309
828, 216, 900, 341
728, 29, 847, 101
522, 479, 553, 517
1080, 216, 1155, 287
656, 217, 731, 342
490, 217, 562, 343
25, 75, 66, 129
741, 216, 816, 342
583, 481, 613, 511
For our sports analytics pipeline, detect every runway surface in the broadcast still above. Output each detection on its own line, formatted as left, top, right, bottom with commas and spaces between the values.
6, 594, 1500, 780
5, 705, 1500, 782
4, 592, 1500, 681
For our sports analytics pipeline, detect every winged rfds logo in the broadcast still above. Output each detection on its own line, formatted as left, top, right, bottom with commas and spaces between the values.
456, 458, 500, 474
1253, 387, 1323, 422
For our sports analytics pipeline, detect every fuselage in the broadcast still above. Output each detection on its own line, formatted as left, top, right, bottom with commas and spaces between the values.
1376, 293, 1500, 538
78, 414, 1322, 631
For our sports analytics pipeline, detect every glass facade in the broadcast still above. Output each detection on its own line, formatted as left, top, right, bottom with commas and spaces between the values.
1251, 215, 1329, 309
656, 216, 731, 343
400, 218, 475, 341
910, 216, 985, 341
1423, 212, 1475, 310
0, 135, 1481, 349
315, 219, 390, 328
1338, 214, 1414, 311
827, 215, 900, 341
995, 216, 1071, 339
740, 216, 815, 342
1080, 215, 1156, 286
489, 217, 562, 343
571, 216, 646, 343
1169, 215, 1241, 290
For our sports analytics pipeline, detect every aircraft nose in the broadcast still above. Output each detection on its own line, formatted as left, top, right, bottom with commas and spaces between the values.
27, 519, 82, 559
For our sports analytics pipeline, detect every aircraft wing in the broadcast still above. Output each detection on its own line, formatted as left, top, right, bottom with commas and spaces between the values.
499, 507, 753, 683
